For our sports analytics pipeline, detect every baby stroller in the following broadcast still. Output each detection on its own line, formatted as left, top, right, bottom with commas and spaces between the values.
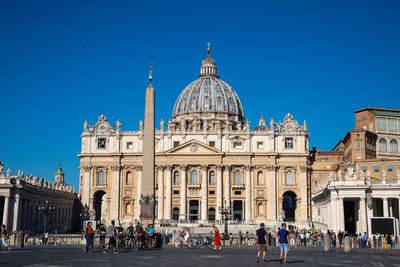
202, 235, 214, 249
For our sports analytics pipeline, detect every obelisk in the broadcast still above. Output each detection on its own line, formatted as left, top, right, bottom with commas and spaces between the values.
140, 62, 156, 226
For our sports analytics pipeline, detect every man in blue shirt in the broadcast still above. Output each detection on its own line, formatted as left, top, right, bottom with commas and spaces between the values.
278, 223, 290, 264
256, 223, 268, 263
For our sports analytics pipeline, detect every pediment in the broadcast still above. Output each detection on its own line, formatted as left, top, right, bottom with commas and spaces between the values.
164, 140, 224, 155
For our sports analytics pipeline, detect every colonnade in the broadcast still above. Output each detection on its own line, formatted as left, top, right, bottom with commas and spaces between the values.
1, 194, 74, 232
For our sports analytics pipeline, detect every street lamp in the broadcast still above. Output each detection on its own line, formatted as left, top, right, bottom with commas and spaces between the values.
80, 204, 90, 230
38, 200, 55, 233
218, 200, 233, 241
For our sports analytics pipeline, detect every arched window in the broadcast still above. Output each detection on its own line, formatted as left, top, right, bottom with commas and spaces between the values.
379, 138, 387, 152
234, 170, 241, 184
390, 139, 398, 153
172, 207, 179, 220
191, 170, 198, 184
126, 171, 133, 184
286, 171, 294, 185
257, 203, 264, 215
173, 171, 180, 185
209, 171, 215, 185
97, 171, 105, 185
257, 171, 264, 185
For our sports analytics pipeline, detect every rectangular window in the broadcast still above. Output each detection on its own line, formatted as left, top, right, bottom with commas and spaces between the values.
387, 164, 394, 172
98, 138, 106, 149
285, 138, 293, 149
209, 190, 215, 195
356, 155, 361, 159
126, 142, 133, 149
209, 141, 215, 147
257, 142, 264, 149
373, 165, 380, 173
360, 166, 367, 172
173, 190, 179, 195
376, 117, 387, 131
314, 181, 318, 187
173, 141, 180, 148
388, 118, 397, 132
234, 191, 241, 195
233, 141, 243, 149
356, 142, 361, 148
317, 208, 321, 216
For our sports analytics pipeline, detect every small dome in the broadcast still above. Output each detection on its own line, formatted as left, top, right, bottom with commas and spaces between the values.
172, 48, 244, 122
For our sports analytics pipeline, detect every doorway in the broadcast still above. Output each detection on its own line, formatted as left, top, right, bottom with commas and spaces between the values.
233, 200, 243, 221
189, 200, 199, 222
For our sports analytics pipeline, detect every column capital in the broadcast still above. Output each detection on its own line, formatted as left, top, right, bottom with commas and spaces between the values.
200, 165, 208, 171
244, 165, 253, 172
82, 165, 92, 172
111, 165, 122, 171
165, 165, 173, 171
156, 165, 165, 171
179, 165, 187, 171
134, 165, 143, 171
223, 165, 231, 171
216, 165, 223, 171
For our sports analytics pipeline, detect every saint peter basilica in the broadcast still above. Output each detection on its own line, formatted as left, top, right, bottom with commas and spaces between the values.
78, 47, 311, 228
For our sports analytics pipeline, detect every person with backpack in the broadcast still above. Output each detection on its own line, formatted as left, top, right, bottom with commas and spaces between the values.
83, 221, 93, 253
278, 223, 290, 264
103, 220, 118, 254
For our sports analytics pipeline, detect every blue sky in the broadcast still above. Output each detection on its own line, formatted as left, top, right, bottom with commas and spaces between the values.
1, 0, 399, 190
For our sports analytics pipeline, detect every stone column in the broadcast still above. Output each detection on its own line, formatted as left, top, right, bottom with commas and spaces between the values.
383, 198, 389, 217
157, 166, 164, 221
216, 165, 223, 221
179, 166, 187, 221
389, 199, 393, 217
223, 165, 231, 206
245, 166, 251, 222
110, 165, 121, 221
82, 166, 92, 207
366, 203, 373, 236
338, 198, 344, 231
135, 166, 142, 219
13, 194, 21, 232
359, 197, 367, 234
2, 196, 10, 226
201, 165, 208, 223
165, 165, 172, 220
330, 196, 337, 232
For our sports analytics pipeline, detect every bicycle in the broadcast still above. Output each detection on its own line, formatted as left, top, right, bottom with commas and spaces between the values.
123, 235, 136, 250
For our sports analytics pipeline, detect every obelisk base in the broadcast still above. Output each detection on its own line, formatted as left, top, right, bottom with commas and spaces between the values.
140, 203, 155, 226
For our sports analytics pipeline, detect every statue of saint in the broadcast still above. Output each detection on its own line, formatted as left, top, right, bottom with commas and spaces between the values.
160, 119, 165, 131
139, 120, 144, 131
83, 120, 89, 132
278, 208, 285, 222
269, 118, 275, 130
116, 120, 121, 131
0, 161, 4, 176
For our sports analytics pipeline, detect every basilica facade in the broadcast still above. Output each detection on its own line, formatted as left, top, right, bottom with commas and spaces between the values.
78, 48, 311, 227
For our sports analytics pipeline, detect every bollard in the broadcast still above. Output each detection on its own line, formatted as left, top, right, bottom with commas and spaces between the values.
343, 236, 352, 252
323, 234, 330, 252
17, 230, 24, 249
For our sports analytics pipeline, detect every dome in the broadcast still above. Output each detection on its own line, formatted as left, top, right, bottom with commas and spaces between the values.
172, 47, 244, 123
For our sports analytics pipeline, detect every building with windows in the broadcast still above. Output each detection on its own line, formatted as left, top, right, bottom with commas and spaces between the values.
0, 162, 76, 233
311, 107, 400, 235
78, 47, 312, 227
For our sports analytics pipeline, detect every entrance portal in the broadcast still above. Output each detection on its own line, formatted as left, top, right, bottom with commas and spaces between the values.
233, 200, 243, 221
189, 200, 199, 222
344, 201, 356, 235
93, 190, 106, 222
283, 191, 296, 222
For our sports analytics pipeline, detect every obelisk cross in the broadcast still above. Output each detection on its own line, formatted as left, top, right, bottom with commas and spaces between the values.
148, 60, 154, 83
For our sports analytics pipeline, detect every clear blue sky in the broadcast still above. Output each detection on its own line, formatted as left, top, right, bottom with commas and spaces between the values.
1, 0, 399, 191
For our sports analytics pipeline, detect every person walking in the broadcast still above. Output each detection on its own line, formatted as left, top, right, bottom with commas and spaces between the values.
0, 224, 11, 251
103, 220, 117, 254
83, 221, 93, 253
213, 225, 222, 250
98, 223, 106, 249
256, 223, 268, 263
278, 223, 290, 264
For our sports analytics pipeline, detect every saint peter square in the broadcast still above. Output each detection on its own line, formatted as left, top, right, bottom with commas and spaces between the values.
1, 1, 400, 266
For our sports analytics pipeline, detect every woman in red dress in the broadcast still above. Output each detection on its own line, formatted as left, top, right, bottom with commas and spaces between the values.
213, 225, 222, 250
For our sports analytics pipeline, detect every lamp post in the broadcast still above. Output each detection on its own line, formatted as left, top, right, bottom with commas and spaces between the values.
218, 200, 233, 241
80, 204, 90, 230
38, 200, 55, 233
